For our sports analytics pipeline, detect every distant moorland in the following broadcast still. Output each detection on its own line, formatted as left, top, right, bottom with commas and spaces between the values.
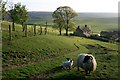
28, 12, 118, 33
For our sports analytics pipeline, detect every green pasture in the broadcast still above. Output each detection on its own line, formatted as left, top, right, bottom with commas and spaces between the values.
1, 20, 118, 79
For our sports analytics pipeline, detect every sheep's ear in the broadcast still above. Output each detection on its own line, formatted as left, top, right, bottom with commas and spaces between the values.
66, 58, 70, 61
90, 56, 93, 60
83, 55, 91, 63
70, 59, 73, 61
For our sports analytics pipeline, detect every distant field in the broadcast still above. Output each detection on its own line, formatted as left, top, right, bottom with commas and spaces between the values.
74, 17, 118, 33
27, 19, 53, 25
28, 12, 118, 33
27, 18, 118, 33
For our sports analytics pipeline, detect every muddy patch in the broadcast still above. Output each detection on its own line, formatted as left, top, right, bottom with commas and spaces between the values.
81, 44, 118, 54
27, 66, 63, 80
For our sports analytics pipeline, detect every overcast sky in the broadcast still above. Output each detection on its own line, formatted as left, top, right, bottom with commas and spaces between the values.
4, 0, 120, 12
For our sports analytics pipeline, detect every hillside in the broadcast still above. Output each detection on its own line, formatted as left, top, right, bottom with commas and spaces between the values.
2, 21, 118, 79
28, 12, 117, 20
28, 11, 52, 20
28, 12, 118, 32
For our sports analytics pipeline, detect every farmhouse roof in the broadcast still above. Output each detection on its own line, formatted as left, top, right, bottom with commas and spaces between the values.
82, 25, 91, 33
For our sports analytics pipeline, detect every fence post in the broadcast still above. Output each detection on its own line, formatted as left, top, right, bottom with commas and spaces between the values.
45, 21, 47, 35
22, 23, 25, 32
34, 24, 36, 36
25, 24, 27, 37
40, 25, 42, 35
9, 25, 12, 40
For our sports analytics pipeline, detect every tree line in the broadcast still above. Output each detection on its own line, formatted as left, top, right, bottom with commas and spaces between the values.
1, 1, 78, 36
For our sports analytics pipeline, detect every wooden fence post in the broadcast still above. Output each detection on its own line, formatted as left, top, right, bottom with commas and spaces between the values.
40, 25, 42, 35
22, 23, 25, 32
9, 25, 12, 40
34, 24, 36, 36
25, 24, 27, 37
45, 21, 47, 35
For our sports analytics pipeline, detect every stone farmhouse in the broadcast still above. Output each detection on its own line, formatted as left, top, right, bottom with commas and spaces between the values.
100, 31, 120, 41
74, 25, 91, 37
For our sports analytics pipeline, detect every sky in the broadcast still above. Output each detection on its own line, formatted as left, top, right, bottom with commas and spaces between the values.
4, 0, 120, 13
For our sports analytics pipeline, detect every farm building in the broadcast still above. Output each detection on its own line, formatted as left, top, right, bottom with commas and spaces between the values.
74, 25, 91, 37
100, 31, 120, 41
74, 26, 85, 37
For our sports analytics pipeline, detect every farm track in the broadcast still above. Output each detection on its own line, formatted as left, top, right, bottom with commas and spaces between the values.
2, 42, 118, 79
28, 66, 77, 80
27, 49, 80, 80
2, 45, 80, 79
27, 44, 118, 79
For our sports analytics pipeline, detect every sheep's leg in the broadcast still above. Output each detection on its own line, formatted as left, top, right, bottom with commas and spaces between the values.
69, 66, 71, 70
88, 70, 91, 74
85, 70, 88, 76
62, 67, 65, 70
61, 66, 64, 69
65, 67, 68, 69
77, 65, 79, 71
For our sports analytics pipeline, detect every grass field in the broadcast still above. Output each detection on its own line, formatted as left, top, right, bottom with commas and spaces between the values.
27, 17, 118, 33
1, 20, 119, 79
74, 17, 118, 33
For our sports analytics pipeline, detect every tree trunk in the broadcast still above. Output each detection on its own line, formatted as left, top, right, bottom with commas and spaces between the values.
65, 20, 69, 36
2, 17, 4, 20
22, 22, 25, 32
59, 27, 62, 35
25, 25, 27, 37
65, 28, 68, 36
12, 18, 15, 31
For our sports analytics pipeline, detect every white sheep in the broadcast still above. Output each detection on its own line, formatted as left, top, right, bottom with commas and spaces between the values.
61, 58, 73, 70
77, 54, 97, 75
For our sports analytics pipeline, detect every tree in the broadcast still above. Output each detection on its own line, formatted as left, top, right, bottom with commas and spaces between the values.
14, 3, 28, 31
1, 1, 7, 20
53, 18, 64, 35
52, 10, 64, 35
8, 7, 15, 31
8, 3, 28, 31
52, 6, 77, 36
0, 1, 1, 20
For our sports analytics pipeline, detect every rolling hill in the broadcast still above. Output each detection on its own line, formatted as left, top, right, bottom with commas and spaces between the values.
28, 12, 118, 33
2, 11, 118, 79
2, 18, 118, 79
28, 12, 117, 20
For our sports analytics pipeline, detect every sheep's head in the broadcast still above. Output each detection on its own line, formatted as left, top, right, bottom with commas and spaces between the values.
83, 55, 93, 63
66, 58, 70, 61
70, 59, 73, 62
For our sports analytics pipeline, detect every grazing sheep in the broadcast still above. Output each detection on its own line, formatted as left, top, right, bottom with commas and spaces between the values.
77, 54, 97, 75
61, 58, 73, 70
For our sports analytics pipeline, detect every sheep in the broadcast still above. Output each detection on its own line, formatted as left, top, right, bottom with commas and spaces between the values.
61, 58, 73, 70
77, 54, 97, 75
